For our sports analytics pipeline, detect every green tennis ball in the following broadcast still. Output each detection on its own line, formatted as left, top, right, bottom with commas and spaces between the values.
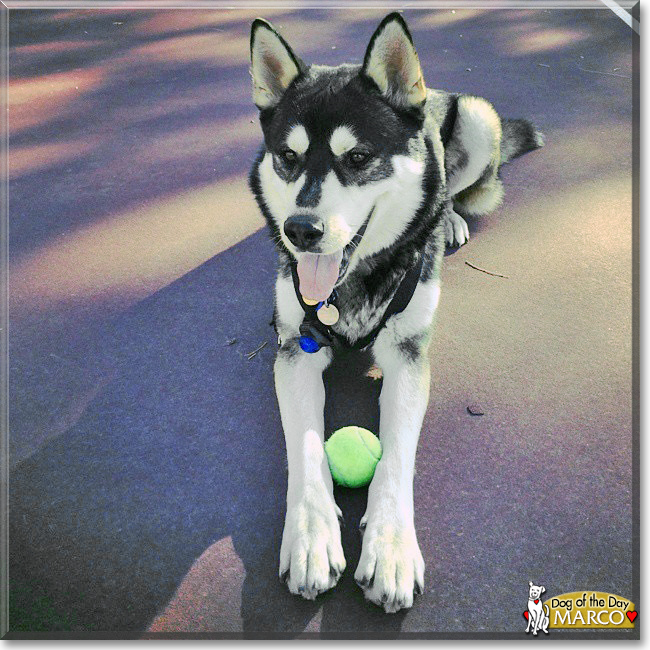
325, 426, 382, 488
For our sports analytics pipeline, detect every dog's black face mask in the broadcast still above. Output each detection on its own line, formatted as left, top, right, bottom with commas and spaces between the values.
260, 67, 425, 193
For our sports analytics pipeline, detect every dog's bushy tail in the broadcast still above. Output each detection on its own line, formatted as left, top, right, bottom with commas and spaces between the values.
500, 118, 545, 164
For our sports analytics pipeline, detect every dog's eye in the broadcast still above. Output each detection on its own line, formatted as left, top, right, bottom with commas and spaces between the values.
347, 149, 372, 166
280, 149, 297, 163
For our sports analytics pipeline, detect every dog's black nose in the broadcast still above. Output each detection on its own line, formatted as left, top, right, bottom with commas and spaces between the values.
284, 215, 324, 250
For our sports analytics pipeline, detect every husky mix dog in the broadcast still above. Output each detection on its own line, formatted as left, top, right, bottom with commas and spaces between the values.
248, 12, 543, 613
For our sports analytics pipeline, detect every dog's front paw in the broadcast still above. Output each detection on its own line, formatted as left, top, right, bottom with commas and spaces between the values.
355, 515, 425, 613
279, 486, 346, 601
444, 210, 469, 247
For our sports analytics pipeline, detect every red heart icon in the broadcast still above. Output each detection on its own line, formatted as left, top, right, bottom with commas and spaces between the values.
523, 611, 529, 620
627, 611, 637, 623
535, 599, 539, 604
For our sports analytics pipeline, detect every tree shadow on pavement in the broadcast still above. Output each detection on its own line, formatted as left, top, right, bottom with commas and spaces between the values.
9, 229, 408, 636
8, 5, 635, 637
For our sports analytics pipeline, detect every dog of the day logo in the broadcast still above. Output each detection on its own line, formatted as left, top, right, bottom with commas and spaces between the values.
523, 584, 637, 633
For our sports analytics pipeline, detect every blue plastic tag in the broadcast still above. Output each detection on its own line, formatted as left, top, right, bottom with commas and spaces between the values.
299, 336, 320, 353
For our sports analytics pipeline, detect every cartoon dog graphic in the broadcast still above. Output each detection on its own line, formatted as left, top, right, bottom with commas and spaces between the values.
526, 581, 550, 635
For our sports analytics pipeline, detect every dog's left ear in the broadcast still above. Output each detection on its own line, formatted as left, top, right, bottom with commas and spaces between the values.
250, 19, 304, 109
362, 12, 427, 108
541, 586, 546, 594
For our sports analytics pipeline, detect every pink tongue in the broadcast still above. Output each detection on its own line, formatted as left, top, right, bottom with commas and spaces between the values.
297, 251, 343, 302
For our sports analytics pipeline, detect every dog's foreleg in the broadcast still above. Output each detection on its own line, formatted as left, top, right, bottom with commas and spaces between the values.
275, 341, 345, 600
355, 327, 431, 613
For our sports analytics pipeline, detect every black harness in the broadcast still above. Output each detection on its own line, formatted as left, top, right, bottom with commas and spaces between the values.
290, 253, 424, 353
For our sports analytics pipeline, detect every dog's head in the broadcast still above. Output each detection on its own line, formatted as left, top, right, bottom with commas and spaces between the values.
528, 581, 546, 599
249, 13, 440, 301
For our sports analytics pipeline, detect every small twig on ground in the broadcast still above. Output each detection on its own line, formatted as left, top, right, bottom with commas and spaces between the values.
576, 64, 631, 79
246, 340, 268, 360
465, 261, 510, 278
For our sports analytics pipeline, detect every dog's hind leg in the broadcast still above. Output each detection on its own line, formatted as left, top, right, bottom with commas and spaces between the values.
275, 340, 346, 600
445, 95, 504, 225
444, 96, 544, 230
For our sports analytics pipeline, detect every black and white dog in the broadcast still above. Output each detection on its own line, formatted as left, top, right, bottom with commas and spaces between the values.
248, 12, 543, 613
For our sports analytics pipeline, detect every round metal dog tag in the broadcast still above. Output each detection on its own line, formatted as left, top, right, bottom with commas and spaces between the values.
302, 296, 319, 306
317, 304, 339, 325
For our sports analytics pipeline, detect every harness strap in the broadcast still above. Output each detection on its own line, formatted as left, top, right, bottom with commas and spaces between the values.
290, 253, 424, 352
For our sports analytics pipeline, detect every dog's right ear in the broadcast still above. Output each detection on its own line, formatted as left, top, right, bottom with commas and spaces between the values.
250, 19, 303, 109
529, 581, 534, 587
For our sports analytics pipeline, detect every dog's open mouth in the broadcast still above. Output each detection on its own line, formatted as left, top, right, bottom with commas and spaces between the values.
296, 208, 374, 302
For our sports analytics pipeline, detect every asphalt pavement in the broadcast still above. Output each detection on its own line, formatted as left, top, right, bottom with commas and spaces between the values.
8, 6, 637, 638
